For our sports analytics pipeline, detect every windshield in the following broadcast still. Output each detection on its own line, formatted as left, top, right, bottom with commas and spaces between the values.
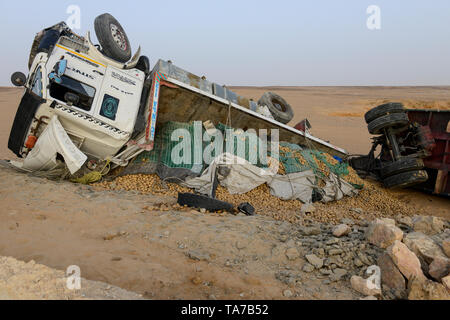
49, 75, 96, 111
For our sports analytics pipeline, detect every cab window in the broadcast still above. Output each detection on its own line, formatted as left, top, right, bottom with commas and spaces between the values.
49, 75, 96, 111
31, 67, 43, 97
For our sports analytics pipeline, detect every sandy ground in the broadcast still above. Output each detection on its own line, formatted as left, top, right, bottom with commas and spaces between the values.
0, 86, 449, 300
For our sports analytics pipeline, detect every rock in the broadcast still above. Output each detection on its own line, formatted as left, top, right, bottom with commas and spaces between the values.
396, 216, 413, 228
320, 268, 332, 275
442, 275, 450, 292
186, 250, 210, 261
328, 248, 344, 256
299, 225, 321, 236
407, 277, 450, 300
305, 254, 324, 269
377, 253, 406, 299
333, 224, 351, 237
359, 295, 378, 300
380, 218, 396, 226
412, 216, 444, 235
443, 239, 450, 258
191, 276, 202, 285
283, 289, 293, 298
403, 232, 446, 264
330, 268, 347, 282
341, 218, 354, 226
350, 208, 363, 215
286, 247, 300, 261
366, 219, 404, 249
354, 258, 364, 267
350, 275, 381, 296
387, 241, 426, 282
428, 256, 450, 281
302, 263, 315, 273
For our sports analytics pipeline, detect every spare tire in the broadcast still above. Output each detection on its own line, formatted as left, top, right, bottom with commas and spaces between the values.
383, 170, 428, 189
258, 92, 294, 124
367, 113, 409, 135
365, 102, 405, 124
381, 158, 424, 178
94, 13, 132, 63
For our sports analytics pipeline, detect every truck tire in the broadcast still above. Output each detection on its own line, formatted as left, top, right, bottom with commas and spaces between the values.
381, 158, 424, 178
365, 102, 405, 124
94, 13, 132, 63
258, 92, 294, 124
177, 193, 234, 213
383, 170, 428, 189
368, 113, 409, 135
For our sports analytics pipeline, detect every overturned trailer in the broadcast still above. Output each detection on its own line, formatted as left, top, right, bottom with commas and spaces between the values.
7, 14, 347, 178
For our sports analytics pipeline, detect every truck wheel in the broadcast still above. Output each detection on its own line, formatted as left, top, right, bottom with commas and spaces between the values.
258, 92, 294, 124
94, 13, 132, 63
381, 158, 424, 178
383, 170, 428, 189
368, 113, 409, 135
365, 102, 405, 124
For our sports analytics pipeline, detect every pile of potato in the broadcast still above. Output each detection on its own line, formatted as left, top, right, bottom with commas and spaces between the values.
93, 150, 414, 225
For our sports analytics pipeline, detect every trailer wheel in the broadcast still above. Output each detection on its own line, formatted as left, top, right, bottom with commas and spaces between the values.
94, 13, 132, 63
368, 113, 409, 135
258, 92, 294, 124
383, 170, 428, 189
365, 102, 405, 124
381, 158, 424, 178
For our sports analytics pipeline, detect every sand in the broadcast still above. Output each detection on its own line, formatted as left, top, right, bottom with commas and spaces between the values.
0, 86, 448, 300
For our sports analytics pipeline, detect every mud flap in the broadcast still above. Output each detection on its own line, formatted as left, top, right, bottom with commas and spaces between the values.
11, 116, 87, 174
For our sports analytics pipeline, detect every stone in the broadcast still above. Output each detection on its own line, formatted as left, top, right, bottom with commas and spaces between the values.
377, 253, 406, 299
396, 216, 413, 227
412, 216, 444, 235
320, 268, 332, 275
283, 289, 293, 298
379, 218, 396, 226
186, 250, 210, 262
328, 248, 344, 256
350, 275, 381, 296
302, 263, 315, 273
442, 275, 450, 292
366, 219, 404, 249
403, 232, 446, 264
428, 256, 450, 281
305, 254, 324, 269
333, 224, 351, 237
330, 268, 347, 282
299, 225, 321, 236
407, 277, 450, 300
341, 218, 354, 226
359, 295, 378, 300
387, 241, 426, 282
286, 247, 300, 261
443, 239, 450, 258
354, 258, 364, 267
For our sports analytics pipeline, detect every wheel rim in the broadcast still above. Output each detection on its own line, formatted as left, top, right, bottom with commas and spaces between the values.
110, 24, 127, 51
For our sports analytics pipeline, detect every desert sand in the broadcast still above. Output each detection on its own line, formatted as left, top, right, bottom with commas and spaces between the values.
0, 86, 449, 300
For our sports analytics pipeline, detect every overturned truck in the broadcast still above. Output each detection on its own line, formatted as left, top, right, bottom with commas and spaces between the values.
7, 14, 347, 180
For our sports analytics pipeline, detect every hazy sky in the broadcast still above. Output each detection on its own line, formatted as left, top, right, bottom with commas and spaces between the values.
1, 0, 449, 86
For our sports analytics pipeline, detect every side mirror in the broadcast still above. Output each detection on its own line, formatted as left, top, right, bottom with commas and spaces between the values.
64, 92, 79, 106
11, 72, 26, 87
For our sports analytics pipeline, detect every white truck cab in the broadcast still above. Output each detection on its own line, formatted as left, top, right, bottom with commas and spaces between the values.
9, 17, 149, 173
